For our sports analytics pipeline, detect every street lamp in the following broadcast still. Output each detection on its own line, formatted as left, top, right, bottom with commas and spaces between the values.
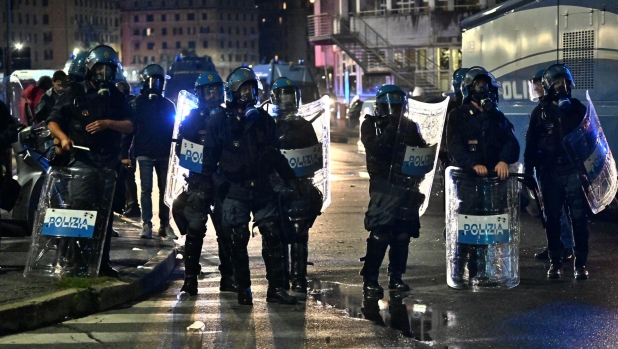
14, 43, 23, 50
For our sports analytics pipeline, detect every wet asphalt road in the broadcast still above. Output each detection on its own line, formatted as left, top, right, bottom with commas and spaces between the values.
2, 141, 618, 348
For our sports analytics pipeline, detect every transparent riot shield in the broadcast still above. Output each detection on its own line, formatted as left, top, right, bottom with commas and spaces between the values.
164, 90, 200, 208
389, 96, 449, 216
289, 95, 330, 211
445, 166, 521, 290
562, 91, 618, 214
24, 166, 116, 278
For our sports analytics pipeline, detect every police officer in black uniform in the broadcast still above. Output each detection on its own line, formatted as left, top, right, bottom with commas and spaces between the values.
360, 84, 425, 296
202, 67, 298, 305
269, 77, 323, 293
173, 71, 237, 296
47, 45, 134, 278
527, 68, 574, 262
446, 66, 520, 283
524, 64, 590, 280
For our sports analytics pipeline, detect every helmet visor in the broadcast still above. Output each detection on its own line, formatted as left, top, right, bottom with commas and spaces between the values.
273, 86, 299, 112
92, 63, 115, 83
376, 92, 405, 118
197, 83, 224, 108
144, 76, 165, 94
528, 78, 544, 102
236, 82, 258, 106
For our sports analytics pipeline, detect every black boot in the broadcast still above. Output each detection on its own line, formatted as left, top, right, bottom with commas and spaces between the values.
290, 221, 310, 293
227, 225, 252, 304
547, 250, 563, 279
360, 228, 390, 296
216, 237, 238, 292
387, 234, 410, 291
238, 287, 253, 306
181, 233, 203, 296
260, 222, 297, 305
573, 248, 589, 280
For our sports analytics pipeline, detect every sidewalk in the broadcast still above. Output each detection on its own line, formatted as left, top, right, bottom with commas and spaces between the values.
0, 215, 179, 336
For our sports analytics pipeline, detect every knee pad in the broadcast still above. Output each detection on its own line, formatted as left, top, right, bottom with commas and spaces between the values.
258, 221, 282, 247
291, 221, 309, 243
230, 223, 250, 247
172, 191, 189, 234
368, 227, 391, 248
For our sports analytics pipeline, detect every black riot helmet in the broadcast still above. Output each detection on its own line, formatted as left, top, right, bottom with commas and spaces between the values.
140, 64, 168, 96
461, 66, 500, 112
85, 45, 119, 87
270, 77, 301, 116
374, 84, 406, 119
542, 64, 574, 106
225, 66, 263, 109
195, 71, 224, 109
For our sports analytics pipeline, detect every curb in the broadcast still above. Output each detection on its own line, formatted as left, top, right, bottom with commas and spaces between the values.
0, 245, 178, 336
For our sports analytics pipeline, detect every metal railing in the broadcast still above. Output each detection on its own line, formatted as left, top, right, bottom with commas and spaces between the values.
307, 13, 444, 92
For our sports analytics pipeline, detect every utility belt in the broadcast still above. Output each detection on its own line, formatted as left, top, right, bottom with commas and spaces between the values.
226, 178, 273, 200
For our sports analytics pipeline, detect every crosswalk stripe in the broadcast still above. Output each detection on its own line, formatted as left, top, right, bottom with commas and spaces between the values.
0, 330, 396, 345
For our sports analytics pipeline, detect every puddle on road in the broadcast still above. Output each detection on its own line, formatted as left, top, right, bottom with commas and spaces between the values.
308, 280, 449, 342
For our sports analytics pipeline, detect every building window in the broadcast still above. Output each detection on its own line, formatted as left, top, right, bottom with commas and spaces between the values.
176, 41, 181, 48
236, 41, 239, 48
42, 14, 49, 24
173, 28, 177, 35
251, 41, 254, 49
228, 54, 232, 62
202, 13, 207, 20
147, 43, 155, 50
243, 41, 247, 48
134, 42, 140, 50
228, 27, 231, 34
144, 56, 148, 63
228, 13, 231, 20
162, 14, 167, 21
251, 27, 255, 34
162, 28, 167, 35
221, 54, 225, 61
203, 40, 208, 48
43, 32, 52, 42
175, 13, 180, 21
151, 56, 156, 62
134, 15, 139, 22
187, 13, 195, 21
179, 27, 183, 35
188, 41, 196, 48
220, 41, 224, 48
243, 27, 246, 35
162, 42, 168, 49
42, 0, 48, 5
133, 29, 140, 35
147, 14, 154, 22
228, 41, 232, 48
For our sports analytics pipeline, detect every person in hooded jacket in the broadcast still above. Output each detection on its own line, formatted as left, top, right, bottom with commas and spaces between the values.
129, 64, 177, 240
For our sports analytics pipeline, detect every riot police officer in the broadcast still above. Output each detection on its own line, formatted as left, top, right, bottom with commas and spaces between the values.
360, 85, 425, 296
202, 67, 298, 305
129, 64, 177, 240
527, 68, 574, 262
173, 71, 237, 296
524, 64, 590, 279
446, 66, 520, 283
47, 45, 134, 278
269, 77, 323, 293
